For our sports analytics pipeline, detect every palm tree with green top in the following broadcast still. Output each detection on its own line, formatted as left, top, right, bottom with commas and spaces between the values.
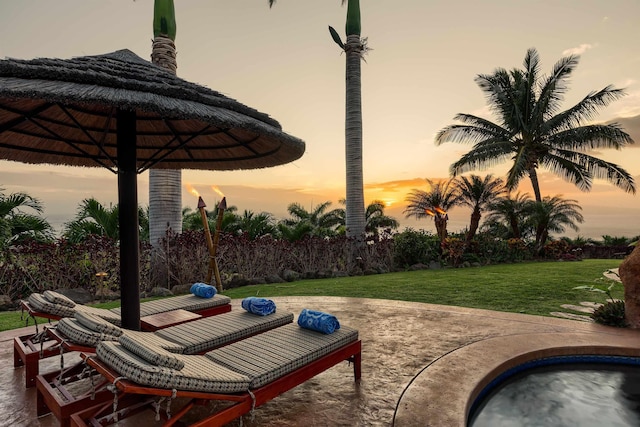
148, 0, 181, 248
404, 179, 460, 244
435, 48, 636, 202
455, 174, 505, 245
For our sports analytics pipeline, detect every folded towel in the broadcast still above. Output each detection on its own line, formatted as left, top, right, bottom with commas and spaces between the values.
241, 297, 276, 316
297, 308, 340, 334
190, 282, 216, 299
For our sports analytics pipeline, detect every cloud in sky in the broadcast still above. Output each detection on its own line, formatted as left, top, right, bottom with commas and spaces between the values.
562, 43, 593, 56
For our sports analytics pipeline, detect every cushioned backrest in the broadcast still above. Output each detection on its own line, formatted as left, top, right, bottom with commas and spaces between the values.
27, 293, 75, 317
43, 290, 76, 308
75, 310, 122, 337
119, 334, 185, 370
57, 318, 119, 347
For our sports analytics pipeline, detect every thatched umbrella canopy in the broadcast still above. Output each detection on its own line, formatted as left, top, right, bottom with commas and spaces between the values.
0, 49, 305, 329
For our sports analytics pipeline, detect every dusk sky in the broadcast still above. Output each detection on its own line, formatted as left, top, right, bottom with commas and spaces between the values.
1, 0, 639, 239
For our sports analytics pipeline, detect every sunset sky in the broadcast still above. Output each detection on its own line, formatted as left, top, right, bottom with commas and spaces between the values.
1, 0, 639, 239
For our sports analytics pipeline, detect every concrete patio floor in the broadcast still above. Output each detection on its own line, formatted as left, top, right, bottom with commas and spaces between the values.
3, 296, 640, 426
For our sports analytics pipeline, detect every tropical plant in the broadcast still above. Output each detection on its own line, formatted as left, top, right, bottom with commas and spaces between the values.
0, 188, 53, 249
526, 195, 584, 253
454, 174, 505, 245
483, 192, 532, 239
435, 48, 636, 202
404, 179, 460, 243
335, 199, 399, 240
148, 0, 182, 250
228, 210, 278, 240
182, 204, 239, 233
280, 201, 342, 239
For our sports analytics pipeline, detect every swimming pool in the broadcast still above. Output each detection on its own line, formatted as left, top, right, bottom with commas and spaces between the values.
468, 356, 640, 427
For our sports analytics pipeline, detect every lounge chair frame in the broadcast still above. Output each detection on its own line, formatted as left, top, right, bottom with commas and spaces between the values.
14, 299, 231, 388
35, 312, 296, 426
69, 340, 361, 426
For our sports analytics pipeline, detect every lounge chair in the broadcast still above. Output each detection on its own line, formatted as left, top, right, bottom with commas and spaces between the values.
69, 322, 361, 426
14, 290, 232, 388
35, 309, 295, 427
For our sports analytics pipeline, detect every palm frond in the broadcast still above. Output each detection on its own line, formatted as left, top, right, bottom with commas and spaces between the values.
546, 123, 633, 151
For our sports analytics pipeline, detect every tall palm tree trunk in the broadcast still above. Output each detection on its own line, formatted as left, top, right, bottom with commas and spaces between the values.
149, 23, 182, 287
344, 33, 365, 240
528, 167, 542, 202
466, 208, 481, 245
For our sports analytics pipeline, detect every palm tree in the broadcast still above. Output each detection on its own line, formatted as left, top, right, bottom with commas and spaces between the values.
0, 188, 53, 249
404, 179, 460, 243
148, 0, 182, 248
435, 48, 635, 202
270, 0, 368, 243
64, 198, 120, 243
229, 210, 278, 240
282, 201, 343, 239
336, 199, 399, 240
455, 174, 505, 245
527, 195, 584, 253
484, 192, 532, 239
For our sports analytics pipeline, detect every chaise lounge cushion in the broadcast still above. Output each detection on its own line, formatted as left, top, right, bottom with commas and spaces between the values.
27, 293, 75, 318
154, 310, 294, 354
118, 334, 185, 370
56, 318, 120, 347
205, 323, 359, 388
43, 290, 76, 308
96, 342, 251, 393
108, 294, 231, 317
75, 311, 123, 337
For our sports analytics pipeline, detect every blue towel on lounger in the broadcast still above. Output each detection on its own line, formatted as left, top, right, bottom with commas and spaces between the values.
190, 282, 216, 299
297, 308, 340, 334
241, 297, 276, 316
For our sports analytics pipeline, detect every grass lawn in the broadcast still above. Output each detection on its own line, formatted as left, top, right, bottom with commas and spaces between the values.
0, 259, 623, 332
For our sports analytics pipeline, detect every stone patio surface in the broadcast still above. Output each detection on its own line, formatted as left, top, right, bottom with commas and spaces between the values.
3, 296, 640, 426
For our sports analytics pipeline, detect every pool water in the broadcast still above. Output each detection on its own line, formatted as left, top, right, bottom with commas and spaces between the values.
469, 362, 640, 427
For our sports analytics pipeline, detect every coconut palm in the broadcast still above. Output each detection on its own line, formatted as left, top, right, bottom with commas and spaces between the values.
404, 179, 460, 243
148, 0, 182, 248
484, 192, 532, 239
526, 195, 584, 253
0, 188, 53, 249
455, 174, 505, 245
270, 0, 368, 242
435, 48, 635, 202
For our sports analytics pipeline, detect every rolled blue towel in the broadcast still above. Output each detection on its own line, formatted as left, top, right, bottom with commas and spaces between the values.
190, 282, 216, 299
241, 297, 276, 316
297, 308, 340, 334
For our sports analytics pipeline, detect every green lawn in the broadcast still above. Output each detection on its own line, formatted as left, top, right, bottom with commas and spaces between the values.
0, 259, 623, 332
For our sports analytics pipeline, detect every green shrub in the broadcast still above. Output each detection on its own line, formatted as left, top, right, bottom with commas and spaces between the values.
591, 300, 628, 328
392, 228, 439, 268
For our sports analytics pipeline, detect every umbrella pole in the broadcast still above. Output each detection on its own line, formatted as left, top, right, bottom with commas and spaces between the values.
117, 109, 141, 331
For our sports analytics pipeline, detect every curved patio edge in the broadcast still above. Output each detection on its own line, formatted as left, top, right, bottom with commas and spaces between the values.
393, 329, 640, 427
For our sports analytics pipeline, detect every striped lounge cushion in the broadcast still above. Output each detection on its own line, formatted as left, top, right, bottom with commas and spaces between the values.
96, 342, 251, 393
75, 311, 123, 337
56, 318, 119, 347
43, 290, 76, 308
118, 334, 185, 370
27, 293, 75, 317
155, 311, 294, 354
120, 330, 185, 354
74, 304, 122, 327
205, 323, 359, 388
108, 294, 232, 317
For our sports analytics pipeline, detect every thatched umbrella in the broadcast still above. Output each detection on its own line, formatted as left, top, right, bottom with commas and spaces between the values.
0, 49, 305, 330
